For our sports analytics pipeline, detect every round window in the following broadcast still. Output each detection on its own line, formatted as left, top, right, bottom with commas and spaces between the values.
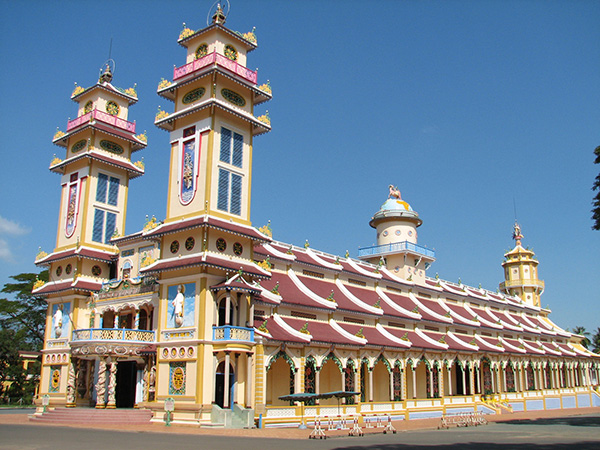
170, 240, 180, 254
91, 265, 102, 276
216, 238, 227, 252
195, 43, 208, 59
106, 101, 120, 116
224, 44, 237, 61
65, 264, 72, 275
84, 101, 93, 114
56, 266, 63, 276
233, 242, 243, 256
185, 237, 195, 251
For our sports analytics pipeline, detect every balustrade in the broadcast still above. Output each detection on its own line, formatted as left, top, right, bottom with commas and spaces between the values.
66, 109, 136, 133
71, 328, 154, 342
173, 51, 257, 84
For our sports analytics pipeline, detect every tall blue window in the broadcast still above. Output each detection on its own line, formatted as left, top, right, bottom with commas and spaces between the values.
219, 127, 243, 168
217, 169, 242, 216
96, 172, 119, 205
93, 172, 119, 243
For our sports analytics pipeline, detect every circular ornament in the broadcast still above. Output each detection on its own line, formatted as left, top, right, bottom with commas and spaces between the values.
394, 266, 400, 273
383, 230, 388, 237
170, 240, 180, 254
216, 238, 227, 252
171, 348, 177, 357
233, 242, 243, 256
187, 347, 194, 357
65, 264, 72, 275
179, 347, 186, 358
221, 88, 245, 107
84, 101, 93, 114
195, 43, 208, 59
92, 265, 102, 276
395, 230, 401, 236
56, 266, 63, 276
106, 101, 120, 116
185, 237, 195, 251
99, 140, 124, 154
171, 366, 185, 391
224, 44, 237, 61
71, 139, 87, 153
408, 231, 413, 237
182, 87, 206, 104
162, 348, 169, 358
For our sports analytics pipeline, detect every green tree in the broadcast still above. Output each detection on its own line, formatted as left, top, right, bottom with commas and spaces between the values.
0, 271, 48, 350
572, 326, 591, 349
592, 327, 600, 354
592, 145, 600, 230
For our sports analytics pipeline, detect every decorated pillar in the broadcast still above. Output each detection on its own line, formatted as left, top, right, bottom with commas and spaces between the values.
524, 364, 529, 391
475, 365, 481, 394
113, 313, 118, 329
106, 360, 117, 408
490, 366, 496, 393
225, 292, 231, 325
134, 308, 140, 330
66, 357, 77, 407
224, 352, 231, 408
368, 367, 373, 402
428, 364, 434, 398
411, 367, 417, 399
447, 363, 453, 396
246, 354, 253, 408
95, 358, 107, 408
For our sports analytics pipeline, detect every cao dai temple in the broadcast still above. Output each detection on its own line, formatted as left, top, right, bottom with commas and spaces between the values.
32, 6, 599, 427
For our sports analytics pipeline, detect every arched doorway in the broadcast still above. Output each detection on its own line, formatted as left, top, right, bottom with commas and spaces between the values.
218, 297, 235, 326
215, 361, 235, 409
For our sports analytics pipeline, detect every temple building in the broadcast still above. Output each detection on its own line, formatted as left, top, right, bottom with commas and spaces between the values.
32, 6, 599, 427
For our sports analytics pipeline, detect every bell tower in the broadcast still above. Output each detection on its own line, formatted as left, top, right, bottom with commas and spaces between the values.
499, 222, 545, 307
155, 4, 271, 225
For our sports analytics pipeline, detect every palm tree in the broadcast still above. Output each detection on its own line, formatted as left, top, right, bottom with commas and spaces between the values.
572, 326, 591, 349
591, 327, 600, 354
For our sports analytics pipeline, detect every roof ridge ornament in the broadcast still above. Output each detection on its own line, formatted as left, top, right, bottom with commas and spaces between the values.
513, 221, 523, 246
99, 59, 115, 84
208, 1, 230, 26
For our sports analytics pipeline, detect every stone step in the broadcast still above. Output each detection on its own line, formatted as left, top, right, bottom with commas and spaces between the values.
30, 408, 153, 424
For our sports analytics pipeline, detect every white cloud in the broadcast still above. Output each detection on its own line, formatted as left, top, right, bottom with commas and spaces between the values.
0, 216, 30, 236
0, 238, 15, 263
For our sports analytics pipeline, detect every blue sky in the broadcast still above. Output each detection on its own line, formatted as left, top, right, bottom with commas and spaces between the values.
1, 1, 598, 334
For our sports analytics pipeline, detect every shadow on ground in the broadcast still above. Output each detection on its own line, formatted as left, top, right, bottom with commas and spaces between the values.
331, 442, 600, 450
502, 415, 600, 427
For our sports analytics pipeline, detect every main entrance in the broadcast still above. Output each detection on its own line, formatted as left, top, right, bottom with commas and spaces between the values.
215, 362, 235, 409
116, 361, 137, 408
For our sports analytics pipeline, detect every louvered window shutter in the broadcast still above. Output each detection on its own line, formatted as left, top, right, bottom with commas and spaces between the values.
220, 127, 231, 163
92, 209, 105, 243
105, 212, 116, 243
217, 169, 229, 211
232, 133, 243, 168
108, 177, 119, 206
230, 174, 242, 215
96, 173, 108, 203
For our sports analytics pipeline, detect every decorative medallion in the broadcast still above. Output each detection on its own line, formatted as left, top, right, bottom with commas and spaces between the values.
179, 133, 204, 205
179, 347, 185, 358
216, 238, 227, 252
56, 266, 63, 276
395, 230, 401, 236
71, 139, 87, 153
99, 140, 124, 155
221, 88, 246, 107
233, 242, 243, 256
182, 87, 206, 104
383, 230, 388, 237
84, 101, 93, 114
91, 265, 102, 276
169, 362, 186, 395
408, 231, 413, 237
106, 101, 120, 116
195, 43, 208, 59
170, 240, 180, 254
162, 348, 169, 358
224, 44, 237, 61
50, 367, 61, 392
185, 237, 195, 251
65, 264, 72, 275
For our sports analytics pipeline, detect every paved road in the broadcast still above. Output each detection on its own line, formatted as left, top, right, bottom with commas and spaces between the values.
1, 414, 599, 450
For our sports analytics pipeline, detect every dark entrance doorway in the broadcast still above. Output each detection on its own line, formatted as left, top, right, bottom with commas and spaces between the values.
116, 361, 137, 408
215, 362, 234, 409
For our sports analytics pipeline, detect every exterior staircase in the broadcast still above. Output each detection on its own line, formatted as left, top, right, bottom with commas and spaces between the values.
30, 407, 153, 425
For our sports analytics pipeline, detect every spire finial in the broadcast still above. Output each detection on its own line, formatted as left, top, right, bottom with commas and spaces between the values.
513, 221, 523, 246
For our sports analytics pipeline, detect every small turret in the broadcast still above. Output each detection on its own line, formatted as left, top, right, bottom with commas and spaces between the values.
499, 222, 545, 307
358, 185, 434, 282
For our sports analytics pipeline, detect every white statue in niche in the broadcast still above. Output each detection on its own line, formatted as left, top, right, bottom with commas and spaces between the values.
172, 285, 185, 327
53, 304, 64, 337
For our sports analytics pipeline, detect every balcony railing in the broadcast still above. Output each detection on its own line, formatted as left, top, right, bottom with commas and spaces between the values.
66, 109, 136, 133
173, 51, 257, 84
358, 241, 436, 259
71, 328, 155, 343
212, 325, 254, 342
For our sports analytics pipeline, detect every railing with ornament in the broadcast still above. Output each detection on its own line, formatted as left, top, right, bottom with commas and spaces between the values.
212, 325, 254, 342
66, 109, 136, 133
358, 241, 436, 259
173, 51, 257, 84
71, 328, 155, 343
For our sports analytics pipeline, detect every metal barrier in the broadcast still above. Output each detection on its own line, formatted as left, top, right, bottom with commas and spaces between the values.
439, 411, 488, 429
309, 417, 327, 439
348, 415, 364, 436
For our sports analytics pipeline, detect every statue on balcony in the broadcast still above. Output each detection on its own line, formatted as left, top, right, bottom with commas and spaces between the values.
172, 284, 185, 327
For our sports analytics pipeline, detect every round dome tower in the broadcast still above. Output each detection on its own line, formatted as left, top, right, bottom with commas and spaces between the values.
358, 185, 435, 283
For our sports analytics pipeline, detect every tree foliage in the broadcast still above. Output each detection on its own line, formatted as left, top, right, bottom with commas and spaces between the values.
0, 271, 48, 350
592, 145, 600, 230
592, 327, 600, 354
572, 326, 591, 349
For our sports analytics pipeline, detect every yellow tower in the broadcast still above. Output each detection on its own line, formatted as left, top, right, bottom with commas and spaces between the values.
34, 62, 147, 407
499, 222, 545, 307
155, 6, 271, 225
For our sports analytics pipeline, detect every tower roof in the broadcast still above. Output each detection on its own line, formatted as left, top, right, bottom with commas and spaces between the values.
369, 186, 422, 228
